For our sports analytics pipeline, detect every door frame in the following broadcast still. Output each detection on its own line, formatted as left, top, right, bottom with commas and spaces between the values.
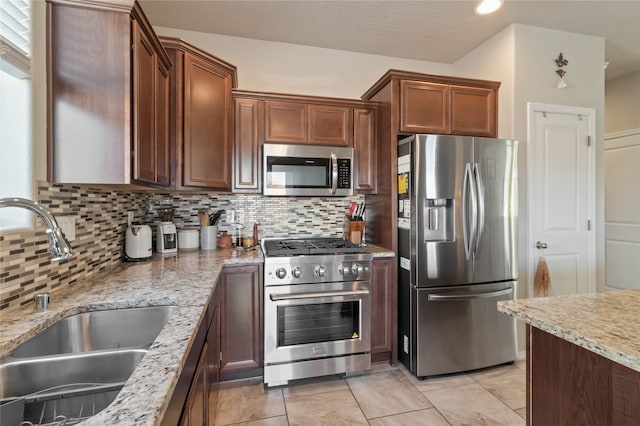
526, 102, 597, 297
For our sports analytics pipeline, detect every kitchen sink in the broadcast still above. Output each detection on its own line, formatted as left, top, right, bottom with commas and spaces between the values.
0, 305, 178, 425
8, 305, 178, 358
0, 349, 147, 424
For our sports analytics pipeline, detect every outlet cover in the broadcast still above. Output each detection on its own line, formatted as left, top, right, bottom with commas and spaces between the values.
58, 216, 76, 241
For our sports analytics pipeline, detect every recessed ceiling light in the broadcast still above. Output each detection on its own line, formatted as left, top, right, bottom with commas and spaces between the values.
475, 0, 504, 15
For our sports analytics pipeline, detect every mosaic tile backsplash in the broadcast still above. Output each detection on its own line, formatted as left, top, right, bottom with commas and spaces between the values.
0, 182, 363, 311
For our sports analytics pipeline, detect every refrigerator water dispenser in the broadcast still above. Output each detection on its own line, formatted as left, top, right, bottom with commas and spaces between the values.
423, 198, 453, 241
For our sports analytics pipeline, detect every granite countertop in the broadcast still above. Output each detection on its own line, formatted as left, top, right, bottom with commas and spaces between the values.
0, 242, 393, 425
498, 289, 640, 373
0, 247, 263, 426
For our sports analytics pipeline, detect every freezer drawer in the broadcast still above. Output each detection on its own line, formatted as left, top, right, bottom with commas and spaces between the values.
410, 281, 517, 377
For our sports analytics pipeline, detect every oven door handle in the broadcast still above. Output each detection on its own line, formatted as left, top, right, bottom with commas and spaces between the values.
270, 287, 369, 301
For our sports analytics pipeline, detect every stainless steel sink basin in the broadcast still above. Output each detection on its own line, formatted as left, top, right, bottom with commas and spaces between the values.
0, 349, 147, 424
9, 305, 178, 358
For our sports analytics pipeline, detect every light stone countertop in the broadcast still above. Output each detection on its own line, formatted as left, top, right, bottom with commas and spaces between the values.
0, 242, 392, 425
0, 247, 263, 426
498, 289, 640, 373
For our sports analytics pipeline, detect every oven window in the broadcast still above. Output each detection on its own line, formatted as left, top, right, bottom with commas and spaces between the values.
277, 302, 360, 346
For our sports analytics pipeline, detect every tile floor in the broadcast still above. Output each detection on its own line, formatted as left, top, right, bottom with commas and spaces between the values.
215, 360, 526, 425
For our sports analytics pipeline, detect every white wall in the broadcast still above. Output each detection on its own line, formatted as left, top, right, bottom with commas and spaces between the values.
605, 71, 640, 133
154, 26, 453, 99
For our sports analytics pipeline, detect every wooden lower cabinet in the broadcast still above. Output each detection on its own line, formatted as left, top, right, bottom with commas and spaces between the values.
370, 258, 396, 364
162, 287, 220, 426
220, 265, 263, 381
527, 325, 640, 425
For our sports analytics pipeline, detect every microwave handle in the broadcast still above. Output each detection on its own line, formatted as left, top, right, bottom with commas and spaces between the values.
331, 152, 338, 195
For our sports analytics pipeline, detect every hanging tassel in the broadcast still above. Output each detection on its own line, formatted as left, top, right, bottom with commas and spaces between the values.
534, 256, 551, 296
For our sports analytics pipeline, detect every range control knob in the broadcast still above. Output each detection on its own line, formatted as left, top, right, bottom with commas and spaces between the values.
314, 265, 326, 277
338, 265, 351, 275
352, 264, 364, 275
275, 268, 287, 279
292, 267, 302, 278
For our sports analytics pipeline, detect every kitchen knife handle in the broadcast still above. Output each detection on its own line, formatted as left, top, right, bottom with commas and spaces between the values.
330, 153, 338, 195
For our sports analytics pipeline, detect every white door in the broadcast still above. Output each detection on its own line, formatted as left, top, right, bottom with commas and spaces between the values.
528, 103, 596, 296
604, 129, 640, 291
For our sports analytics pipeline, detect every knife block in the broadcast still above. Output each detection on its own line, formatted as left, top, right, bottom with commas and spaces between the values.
344, 217, 365, 245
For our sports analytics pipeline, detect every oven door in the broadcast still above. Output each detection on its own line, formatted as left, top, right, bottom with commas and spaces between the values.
264, 281, 371, 365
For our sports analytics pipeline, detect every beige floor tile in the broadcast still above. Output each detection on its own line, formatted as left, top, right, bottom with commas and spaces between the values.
369, 408, 451, 426
515, 407, 527, 420
425, 383, 525, 425
347, 370, 432, 419
285, 389, 368, 426
232, 417, 290, 426
370, 361, 399, 373
515, 359, 526, 370
216, 382, 286, 425
469, 365, 526, 410
398, 363, 475, 392
282, 375, 348, 398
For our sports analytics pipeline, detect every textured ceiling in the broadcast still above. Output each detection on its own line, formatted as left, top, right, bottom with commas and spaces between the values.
139, 0, 640, 81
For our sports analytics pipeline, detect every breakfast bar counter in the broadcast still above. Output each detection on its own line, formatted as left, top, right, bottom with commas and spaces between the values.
498, 289, 640, 425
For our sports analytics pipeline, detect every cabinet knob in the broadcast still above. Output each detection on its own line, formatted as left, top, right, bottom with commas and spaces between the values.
535, 241, 548, 249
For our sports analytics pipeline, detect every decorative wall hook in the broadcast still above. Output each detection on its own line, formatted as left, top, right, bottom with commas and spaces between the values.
555, 53, 568, 68
555, 53, 568, 89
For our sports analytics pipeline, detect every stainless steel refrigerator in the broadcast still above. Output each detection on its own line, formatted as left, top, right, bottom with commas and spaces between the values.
397, 134, 518, 377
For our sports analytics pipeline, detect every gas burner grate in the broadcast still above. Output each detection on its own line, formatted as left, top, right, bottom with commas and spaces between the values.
264, 238, 367, 257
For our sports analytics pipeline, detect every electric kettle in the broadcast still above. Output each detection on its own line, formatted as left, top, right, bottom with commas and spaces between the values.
125, 224, 152, 261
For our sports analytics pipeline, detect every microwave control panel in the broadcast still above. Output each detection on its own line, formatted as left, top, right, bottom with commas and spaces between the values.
337, 159, 351, 188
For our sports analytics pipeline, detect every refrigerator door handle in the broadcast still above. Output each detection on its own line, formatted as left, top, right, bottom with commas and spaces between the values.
462, 163, 477, 260
473, 163, 485, 257
427, 287, 513, 301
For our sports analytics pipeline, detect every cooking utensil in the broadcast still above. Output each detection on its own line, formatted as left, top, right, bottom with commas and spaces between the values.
210, 210, 225, 226
198, 210, 209, 226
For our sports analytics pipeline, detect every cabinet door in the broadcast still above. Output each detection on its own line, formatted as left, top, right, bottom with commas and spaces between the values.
309, 104, 352, 146
400, 80, 449, 134
220, 265, 263, 380
180, 341, 209, 426
371, 258, 395, 362
155, 62, 171, 185
233, 97, 261, 192
354, 107, 377, 193
207, 294, 220, 426
183, 54, 233, 189
133, 21, 156, 184
264, 100, 308, 143
449, 85, 496, 137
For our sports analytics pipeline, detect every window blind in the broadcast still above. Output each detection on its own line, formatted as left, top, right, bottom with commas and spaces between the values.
0, 0, 30, 77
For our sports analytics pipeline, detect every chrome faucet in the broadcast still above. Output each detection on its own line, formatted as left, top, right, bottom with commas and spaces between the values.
0, 197, 74, 261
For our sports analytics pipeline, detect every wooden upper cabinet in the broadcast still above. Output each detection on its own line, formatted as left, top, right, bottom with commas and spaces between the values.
449, 85, 496, 137
264, 100, 352, 146
353, 107, 377, 193
309, 104, 352, 146
400, 80, 449, 134
183, 54, 233, 189
155, 63, 170, 185
233, 97, 261, 192
160, 37, 238, 191
47, 0, 170, 185
264, 100, 308, 143
132, 17, 170, 186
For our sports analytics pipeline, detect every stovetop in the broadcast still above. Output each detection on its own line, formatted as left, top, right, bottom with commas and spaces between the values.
263, 237, 368, 257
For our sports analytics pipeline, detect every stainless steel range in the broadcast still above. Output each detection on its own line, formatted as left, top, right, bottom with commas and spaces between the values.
262, 237, 372, 387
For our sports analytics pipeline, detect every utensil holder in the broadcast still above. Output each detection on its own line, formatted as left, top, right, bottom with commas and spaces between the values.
344, 217, 365, 245
200, 226, 218, 250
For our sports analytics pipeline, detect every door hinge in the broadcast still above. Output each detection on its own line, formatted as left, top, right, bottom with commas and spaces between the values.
587, 135, 592, 147
587, 220, 592, 230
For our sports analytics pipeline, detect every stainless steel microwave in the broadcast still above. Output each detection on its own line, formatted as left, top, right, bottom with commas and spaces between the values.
263, 143, 354, 196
